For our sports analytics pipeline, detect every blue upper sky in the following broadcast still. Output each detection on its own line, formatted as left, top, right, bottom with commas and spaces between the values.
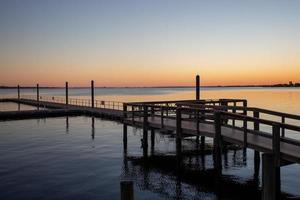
0, 0, 299, 86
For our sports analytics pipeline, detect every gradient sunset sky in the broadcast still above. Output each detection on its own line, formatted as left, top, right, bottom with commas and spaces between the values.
0, 0, 299, 87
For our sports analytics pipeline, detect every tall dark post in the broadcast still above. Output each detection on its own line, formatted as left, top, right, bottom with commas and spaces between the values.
36, 84, 40, 110
17, 85, 20, 100
91, 80, 94, 108
65, 82, 69, 106
196, 75, 205, 148
91, 117, 95, 140
36, 84, 39, 102
196, 75, 200, 100
123, 124, 127, 150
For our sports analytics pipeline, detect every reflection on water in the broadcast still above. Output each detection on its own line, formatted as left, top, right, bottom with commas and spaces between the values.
0, 116, 299, 199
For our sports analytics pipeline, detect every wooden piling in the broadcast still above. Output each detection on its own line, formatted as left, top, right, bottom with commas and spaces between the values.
91, 117, 95, 139
196, 75, 200, 100
36, 84, 39, 102
123, 104, 128, 150
196, 75, 204, 149
91, 80, 94, 108
253, 110, 260, 181
143, 105, 148, 158
17, 85, 20, 100
272, 123, 281, 167
123, 124, 127, 150
176, 108, 182, 166
120, 181, 134, 200
151, 129, 155, 154
36, 84, 40, 110
213, 111, 222, 175
65, 82, 69, 106
262, 153, 281, 200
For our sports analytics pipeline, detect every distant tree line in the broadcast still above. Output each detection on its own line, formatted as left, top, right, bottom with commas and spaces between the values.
270, 81, 300, 87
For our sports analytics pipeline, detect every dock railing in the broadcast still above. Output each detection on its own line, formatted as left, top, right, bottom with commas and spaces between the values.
19, 95, 124, 110
124, 99, 300, 163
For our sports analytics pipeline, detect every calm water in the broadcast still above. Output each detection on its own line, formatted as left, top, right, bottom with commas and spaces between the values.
0, 87, 300, 199
1, 87, 300, 114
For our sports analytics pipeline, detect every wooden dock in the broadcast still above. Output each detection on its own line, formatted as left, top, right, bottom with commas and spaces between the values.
122, 98, 300, 200
1, 97, 123, 120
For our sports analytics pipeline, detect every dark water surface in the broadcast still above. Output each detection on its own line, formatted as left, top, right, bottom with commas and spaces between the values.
0, 116, 299, 199
1, 87, 300, 199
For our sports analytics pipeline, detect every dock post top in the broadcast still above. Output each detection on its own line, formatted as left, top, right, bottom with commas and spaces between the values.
196, 74, 200, 100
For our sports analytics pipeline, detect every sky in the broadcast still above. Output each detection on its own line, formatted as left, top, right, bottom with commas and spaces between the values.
0, 0, 299, 87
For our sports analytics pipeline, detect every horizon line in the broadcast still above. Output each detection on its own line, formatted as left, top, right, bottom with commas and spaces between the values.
0, 83, 299, 89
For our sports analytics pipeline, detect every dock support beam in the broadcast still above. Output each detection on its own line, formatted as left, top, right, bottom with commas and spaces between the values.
176, 108, 182, 168
262, 153, 281, 200
143, 106, 148, 158
253, 111, 260, 184
123, 104, 128, 150
91, 80, 94, 108
65, 82, 69, 106
123, 124, 127, 150
151, 129, 155, 155
213, 112, 222, 176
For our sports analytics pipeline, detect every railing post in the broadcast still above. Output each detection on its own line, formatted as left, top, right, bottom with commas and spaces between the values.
243, 116, 248, 148
214, 111, 222, 176
281, 117, 285, 137
166, 103, 169, 117
161, 106, 164, 128
143, 105, 148, 158
243, 100, 247, 113
65, 82, 68, 106
273, 123, 281, 167
151, 107, 154, 117
196, 110, 200, 147
253, 111, 259, 131
196, 75, 200, 100
131, 105, 134, 124
232, 102, 236, 126
176, 107, 182, 167
242, 100, 248, 148
123, 103, 127, 119
91, 80, 94, 108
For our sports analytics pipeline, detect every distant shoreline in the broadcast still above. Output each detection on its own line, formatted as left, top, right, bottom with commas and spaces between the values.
0, 84, 299, 89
